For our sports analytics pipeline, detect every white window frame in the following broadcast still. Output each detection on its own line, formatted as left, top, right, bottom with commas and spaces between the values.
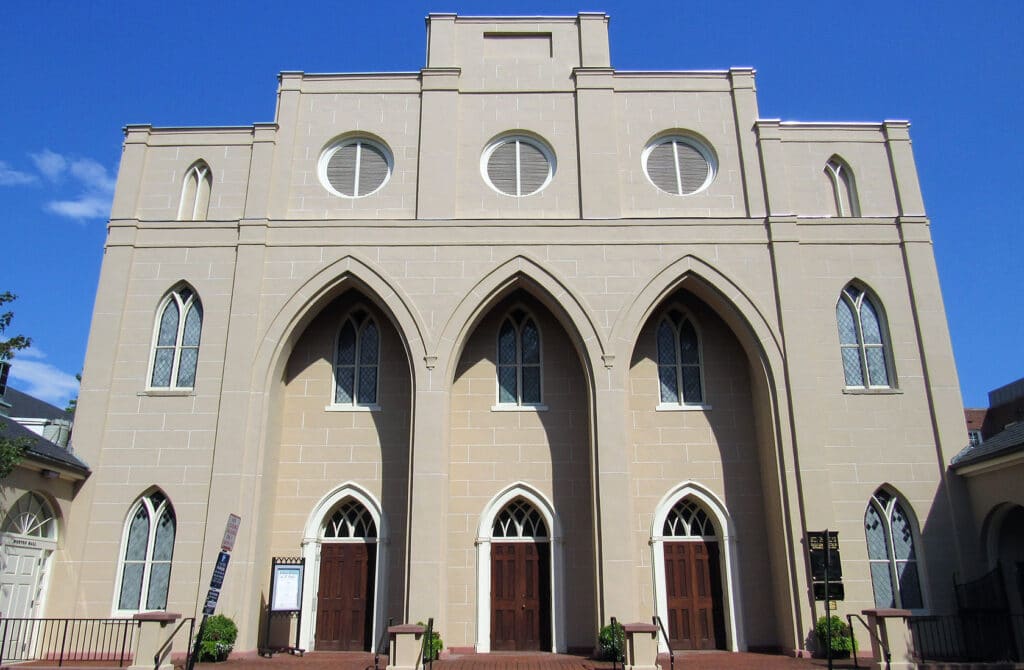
326, 309, 381, 411
112, 491, 175, 616
493, 308, 547, 410
642, 134, 717, 196
864, 489, 927, 611
480, 134, 556, 197
655, 308, 710, 411
177, 161, 212, 221
317, 137, 394, 199
146, 287, 202, 391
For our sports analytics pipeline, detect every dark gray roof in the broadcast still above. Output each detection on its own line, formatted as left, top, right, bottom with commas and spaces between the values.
0, 415, 90, 475
951, 421, 1024, 469
5, 387, 72, 421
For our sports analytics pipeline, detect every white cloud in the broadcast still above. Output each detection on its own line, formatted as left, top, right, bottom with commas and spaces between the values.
30, 149, 68, 181
31, 150, 116, 221
7, 352, 80, 407
0, 161, 37, 186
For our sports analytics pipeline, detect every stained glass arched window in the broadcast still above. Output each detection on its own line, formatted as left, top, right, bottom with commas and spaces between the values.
497, 309, 542, 406
864, 489, 922, 609
117, 491, 176, 612
837, 284, 892, 388
492, 499, 548, 538
663, 498, 716, 538
323, 500, 377, 539
149, 287, 203, 389
657, 309, 704, 405
334, 309, 379, 406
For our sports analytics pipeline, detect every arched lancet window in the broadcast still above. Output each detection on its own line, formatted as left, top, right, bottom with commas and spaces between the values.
663, 498, 717, 538
836, 284, 892, 388
117, 491, 176, 612
824, 157, 860, 217
334, 309, 379, 406
149, 286, 203, 389
1, 492, 56, 539
492, 498, 548, 538
657, 309, 704, 405
864, 488, 922, 609
323, 500, 377, 539
178, 161, 212, 221
497, 309, 542, 405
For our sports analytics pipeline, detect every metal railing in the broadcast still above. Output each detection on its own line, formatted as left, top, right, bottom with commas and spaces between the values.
155, 617, 195, 670
845, 613, 888, 670
910, 613, 1023, 663
420, 617, 436, 670
0, 617, 139, 666
652, 615, 674, 670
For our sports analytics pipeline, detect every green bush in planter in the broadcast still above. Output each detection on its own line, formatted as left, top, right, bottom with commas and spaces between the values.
198, 614, 238, 662
597, 621, 625, 661
415, 622, 443, 661
814, 615, 856, 658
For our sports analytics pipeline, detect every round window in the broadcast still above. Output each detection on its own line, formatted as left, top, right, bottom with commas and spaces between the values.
319, 137, 393, 198
643, 136, 715, 196
481, 135, 555, 197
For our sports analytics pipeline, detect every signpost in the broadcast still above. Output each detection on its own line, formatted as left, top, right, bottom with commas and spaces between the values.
808, 530, 843, 670
188, 514, 241, 670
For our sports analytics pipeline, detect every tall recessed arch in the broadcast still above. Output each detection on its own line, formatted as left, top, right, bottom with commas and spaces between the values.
475, 483, 565, 653
300, 483, 388, 651
651, 482, 745, 651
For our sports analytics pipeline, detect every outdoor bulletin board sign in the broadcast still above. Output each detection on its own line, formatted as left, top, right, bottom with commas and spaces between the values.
260, 557, 305, 656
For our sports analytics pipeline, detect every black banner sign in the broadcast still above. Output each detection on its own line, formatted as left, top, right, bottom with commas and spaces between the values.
808, 530, 842, 581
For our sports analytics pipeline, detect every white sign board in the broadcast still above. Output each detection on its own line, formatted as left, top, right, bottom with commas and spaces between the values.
271, 564, 303, 612
221, 514, 241, 552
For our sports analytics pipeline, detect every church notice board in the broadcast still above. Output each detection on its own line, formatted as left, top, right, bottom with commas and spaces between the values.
271, 560, 304, 612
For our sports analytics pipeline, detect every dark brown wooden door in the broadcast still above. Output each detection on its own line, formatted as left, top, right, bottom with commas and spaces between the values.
316, 543, 374, 651
664, 541, 724, 650
491, 542, 549, 651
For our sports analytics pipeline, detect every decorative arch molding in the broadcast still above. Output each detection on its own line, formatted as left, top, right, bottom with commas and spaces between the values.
609, 254, 782, 376
436, 254, 605, 387
650, 481, 745, 652
474, 482, 566, 653
981, 503, 1023, 569
299, 483, 389, 652
253, 254, 426, 393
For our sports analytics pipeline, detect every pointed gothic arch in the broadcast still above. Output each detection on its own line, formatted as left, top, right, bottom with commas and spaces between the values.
475, 483, 565, 653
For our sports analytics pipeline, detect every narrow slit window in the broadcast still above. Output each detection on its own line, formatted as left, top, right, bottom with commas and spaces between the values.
178, 162, 212, 221
824, 157, 860, 217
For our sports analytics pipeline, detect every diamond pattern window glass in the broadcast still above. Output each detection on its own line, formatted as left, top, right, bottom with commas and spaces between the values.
864, 489, 923, 609
496, 309, 542, 406
656, 309, 704, 405
117, 492, 175, 612
333, 310, 380, 407
149, 287, 202, 389
837, 284, 893, 388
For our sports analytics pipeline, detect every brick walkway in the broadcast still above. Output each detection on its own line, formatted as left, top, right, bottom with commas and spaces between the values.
191, 651, 864, 670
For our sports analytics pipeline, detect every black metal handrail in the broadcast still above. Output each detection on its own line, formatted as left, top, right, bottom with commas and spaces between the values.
846, 614, 889, 670
154, 617, 195, 670
420, 617, 435, 670
373, 617, 394, 670
910, 613, 1022, 663
0, 617, 139, 666
652, 615, 674, 670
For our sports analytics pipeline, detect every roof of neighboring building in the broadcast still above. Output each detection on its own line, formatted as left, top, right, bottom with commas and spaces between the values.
4, 387, 72, 422
951, 421, 1024, 469
964, 408, 987, 431
0, 410, 90, 476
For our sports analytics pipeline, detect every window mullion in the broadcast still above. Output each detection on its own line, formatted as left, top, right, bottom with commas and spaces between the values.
675, 329, 684, 404
353, 331, 361, 404
672, 141, 683, 196
516, 325, 523, 404
515, 141, 522, 197
170, 297, 185, 386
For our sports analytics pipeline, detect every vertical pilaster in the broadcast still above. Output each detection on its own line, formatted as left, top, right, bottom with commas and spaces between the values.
574, 68, 620, 219
417, 69, 461, 220
266, 72, 302, 221
110, 125, 150, 220
576, 13, 610, 67
755, 120, 792, 217
729, 69, 765, 218
883, 121, 925, 217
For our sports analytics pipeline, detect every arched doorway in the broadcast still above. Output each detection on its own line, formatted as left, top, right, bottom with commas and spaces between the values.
476, 485, 564, 653
301, 486, 386, 651
651, 484, 743, 651
0, 493, 57, 619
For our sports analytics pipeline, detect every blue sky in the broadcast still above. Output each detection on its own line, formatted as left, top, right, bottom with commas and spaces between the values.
2, 1, 1021, 409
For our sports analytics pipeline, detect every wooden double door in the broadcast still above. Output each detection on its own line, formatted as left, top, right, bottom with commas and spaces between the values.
491, 542, 551, 651
316, 542, 375, 651
663, 540, 726, 650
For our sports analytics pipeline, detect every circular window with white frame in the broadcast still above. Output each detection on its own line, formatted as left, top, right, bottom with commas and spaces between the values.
643, 135, 716, 196
318, 137, 393, 198
481, 135, 555, 197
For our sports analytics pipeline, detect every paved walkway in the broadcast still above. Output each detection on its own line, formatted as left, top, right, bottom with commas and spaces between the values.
191, 651, 864, 670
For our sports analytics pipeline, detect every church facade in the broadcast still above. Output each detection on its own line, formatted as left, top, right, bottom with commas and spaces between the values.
55, 13, 969, 655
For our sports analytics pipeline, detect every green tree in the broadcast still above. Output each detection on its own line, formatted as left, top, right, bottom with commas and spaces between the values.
1, 291, 33, 479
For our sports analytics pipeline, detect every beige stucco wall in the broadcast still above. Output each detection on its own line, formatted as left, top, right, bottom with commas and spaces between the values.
57, 11, 972, 657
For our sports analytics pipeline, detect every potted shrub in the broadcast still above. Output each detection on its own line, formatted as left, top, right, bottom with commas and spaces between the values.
597, 621, 625, 661
416, 621, 444, 661
815, 615, 855, 658
198, 614, 238, 662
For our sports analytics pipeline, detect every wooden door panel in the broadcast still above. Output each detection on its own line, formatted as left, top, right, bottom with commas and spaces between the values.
316, 543, 372, 651
491, 542, 548, 651
664, 541, 723, 651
